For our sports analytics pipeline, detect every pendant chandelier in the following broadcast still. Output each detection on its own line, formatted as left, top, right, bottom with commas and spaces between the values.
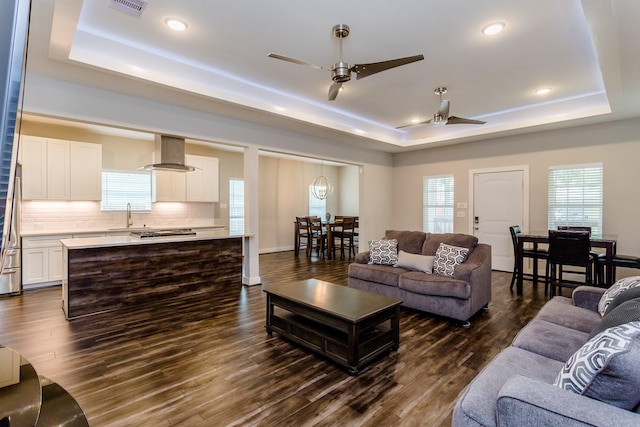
311, 161, 334, 200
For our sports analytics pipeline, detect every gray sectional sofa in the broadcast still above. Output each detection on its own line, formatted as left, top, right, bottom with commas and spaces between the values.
453, 283, 640, 427
348, 230, 492, 324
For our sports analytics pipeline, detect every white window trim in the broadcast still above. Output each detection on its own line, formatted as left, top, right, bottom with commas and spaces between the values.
423, 174, 454, 233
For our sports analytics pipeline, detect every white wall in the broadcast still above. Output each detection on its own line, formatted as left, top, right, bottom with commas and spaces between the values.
392, 118, 640, 277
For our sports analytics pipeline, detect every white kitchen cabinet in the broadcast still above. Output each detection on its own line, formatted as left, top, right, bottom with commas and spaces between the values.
21, 136, 48, 200
153, 155, 218, 202
153, 170, 187, 202
46, 139, 70, 200
70, 142, 102, 200
186, 155, 219, 202
21, 136, 102, 201
22, 235, 70, 285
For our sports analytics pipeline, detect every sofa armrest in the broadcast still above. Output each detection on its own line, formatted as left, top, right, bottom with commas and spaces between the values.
572, 286, 606, 312
354, 251, 371, 264
454, 244, 491, 283
497, 375, 640, 427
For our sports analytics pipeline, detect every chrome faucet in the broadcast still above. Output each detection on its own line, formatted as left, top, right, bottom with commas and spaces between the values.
126, 202, 133, 228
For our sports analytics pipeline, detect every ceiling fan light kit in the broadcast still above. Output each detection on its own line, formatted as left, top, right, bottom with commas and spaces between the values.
268, 24, 424, 101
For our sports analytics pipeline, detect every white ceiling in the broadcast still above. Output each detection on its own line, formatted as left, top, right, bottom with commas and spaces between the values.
32, 0, 640, 152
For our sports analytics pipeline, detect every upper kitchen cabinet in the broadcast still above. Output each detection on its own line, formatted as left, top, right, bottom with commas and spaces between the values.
153, 154, 219, 202
186, 155, 219, 202
21, 136, 102, 201
69, 142, 102, 200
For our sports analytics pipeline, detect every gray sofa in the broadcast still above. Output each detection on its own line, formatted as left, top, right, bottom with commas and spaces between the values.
453, 285, 640, 426
348, 230, 492, 324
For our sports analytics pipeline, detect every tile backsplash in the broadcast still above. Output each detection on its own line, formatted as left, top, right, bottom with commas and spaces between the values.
21, 200, 218, 232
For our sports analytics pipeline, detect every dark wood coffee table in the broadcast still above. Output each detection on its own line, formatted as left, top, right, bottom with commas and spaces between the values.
264, 279, 402, 375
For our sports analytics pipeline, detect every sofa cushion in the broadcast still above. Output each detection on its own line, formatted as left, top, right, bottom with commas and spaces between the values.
589, 298, 640, 339
398, 272, 471, 299
348, 263, 404, 287
534, 296, 602, 334
367, 239, 398, 266
433, 243, 469, 277
453, 346, 564, 427
394, 250, 435, 273
422, 233, 478, 256
384, 230, 426, 254
511, 319, 590, 362
598, 276, 640, 315
554, 321, 640, 410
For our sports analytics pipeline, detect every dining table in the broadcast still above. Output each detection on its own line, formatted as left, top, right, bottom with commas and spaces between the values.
515, 230, 618, 296
293, 218, 357, 259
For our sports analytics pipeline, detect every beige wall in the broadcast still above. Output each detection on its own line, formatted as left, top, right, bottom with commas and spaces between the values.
392, 118, 640, 263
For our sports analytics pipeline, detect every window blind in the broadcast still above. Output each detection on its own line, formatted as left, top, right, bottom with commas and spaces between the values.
548, 164, 603, 234
308, 185, 326, 218
101, 170, 152, 211
423, 175, 454, 233
229, 179, 244, 234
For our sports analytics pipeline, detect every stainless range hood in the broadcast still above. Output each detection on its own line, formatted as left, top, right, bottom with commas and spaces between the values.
141, 135, 196, 172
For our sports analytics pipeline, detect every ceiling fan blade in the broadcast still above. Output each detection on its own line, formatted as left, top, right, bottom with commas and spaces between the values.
328, 82, 343, 101
446, 116, 486, 125
396, 119, 432, 129
267, 53, 326, 70
351, 54, 424, 80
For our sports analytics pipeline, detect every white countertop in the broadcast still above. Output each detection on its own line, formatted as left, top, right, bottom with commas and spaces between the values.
22, 224, 225, 237
60, 229, 249, 249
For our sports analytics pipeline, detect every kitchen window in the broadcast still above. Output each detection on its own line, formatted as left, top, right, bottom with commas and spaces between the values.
101, 170, 152, 211
423, 175, 454, 233
548, 163, 603, 234
229, 179, 244, 234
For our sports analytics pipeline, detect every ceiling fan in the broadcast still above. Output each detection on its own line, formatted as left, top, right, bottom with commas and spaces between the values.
397, 87, 487, 128
267, 24, 424, 101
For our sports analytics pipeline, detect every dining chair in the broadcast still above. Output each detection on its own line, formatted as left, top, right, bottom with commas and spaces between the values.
332, 216, 357, 259
509, 225, 549, 292
595, 253, 640, 286
295, 216, 311, 256
548, 230, 593, 297
557, 226, 599, 282
308, 217, 326, 258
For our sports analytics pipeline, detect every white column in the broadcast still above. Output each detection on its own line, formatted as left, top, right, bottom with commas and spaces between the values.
242, 146, 261, 285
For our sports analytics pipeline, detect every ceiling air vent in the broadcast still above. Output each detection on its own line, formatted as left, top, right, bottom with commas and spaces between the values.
109, 0, 148, 18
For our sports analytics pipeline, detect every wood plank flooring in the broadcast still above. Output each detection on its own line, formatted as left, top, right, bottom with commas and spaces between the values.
0, 252, 549, 426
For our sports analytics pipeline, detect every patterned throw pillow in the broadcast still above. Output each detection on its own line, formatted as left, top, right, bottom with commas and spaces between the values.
597, 276, 640, 315
432, 243, 469, 277
368, 239, 398, 266
554, 321, 640, 410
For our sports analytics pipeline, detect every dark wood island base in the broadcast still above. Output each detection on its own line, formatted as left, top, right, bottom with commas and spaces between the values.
264, 279, 401, 375
62, 235, 243, 319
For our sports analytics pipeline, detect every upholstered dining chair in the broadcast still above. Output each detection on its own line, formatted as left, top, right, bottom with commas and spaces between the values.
509, 225, 549, 292
557, 226, 599, 282
595, 253, 640, 286
548, 229, 593, 297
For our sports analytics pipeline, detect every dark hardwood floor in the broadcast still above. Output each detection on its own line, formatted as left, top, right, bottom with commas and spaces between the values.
0, 252, 549, 426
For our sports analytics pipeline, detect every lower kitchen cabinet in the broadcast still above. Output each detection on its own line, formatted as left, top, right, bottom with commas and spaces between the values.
22, 235, 70, 286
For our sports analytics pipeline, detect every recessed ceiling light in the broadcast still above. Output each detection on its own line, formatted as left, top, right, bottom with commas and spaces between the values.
165, 18, 188, 31
411, 118, 421, 124
482, 22, 505, 36
535, 88, 552, 95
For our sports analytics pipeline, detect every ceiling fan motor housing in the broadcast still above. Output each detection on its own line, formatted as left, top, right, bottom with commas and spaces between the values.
332, 61, 351, 83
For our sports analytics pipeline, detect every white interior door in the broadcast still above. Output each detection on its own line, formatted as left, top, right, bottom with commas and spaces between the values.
472, 169, 526, 272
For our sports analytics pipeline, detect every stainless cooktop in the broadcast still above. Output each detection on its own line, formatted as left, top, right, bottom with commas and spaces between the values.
129, 229, 196, 238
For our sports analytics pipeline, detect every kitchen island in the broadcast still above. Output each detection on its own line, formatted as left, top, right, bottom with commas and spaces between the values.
60, 230, 248, 319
